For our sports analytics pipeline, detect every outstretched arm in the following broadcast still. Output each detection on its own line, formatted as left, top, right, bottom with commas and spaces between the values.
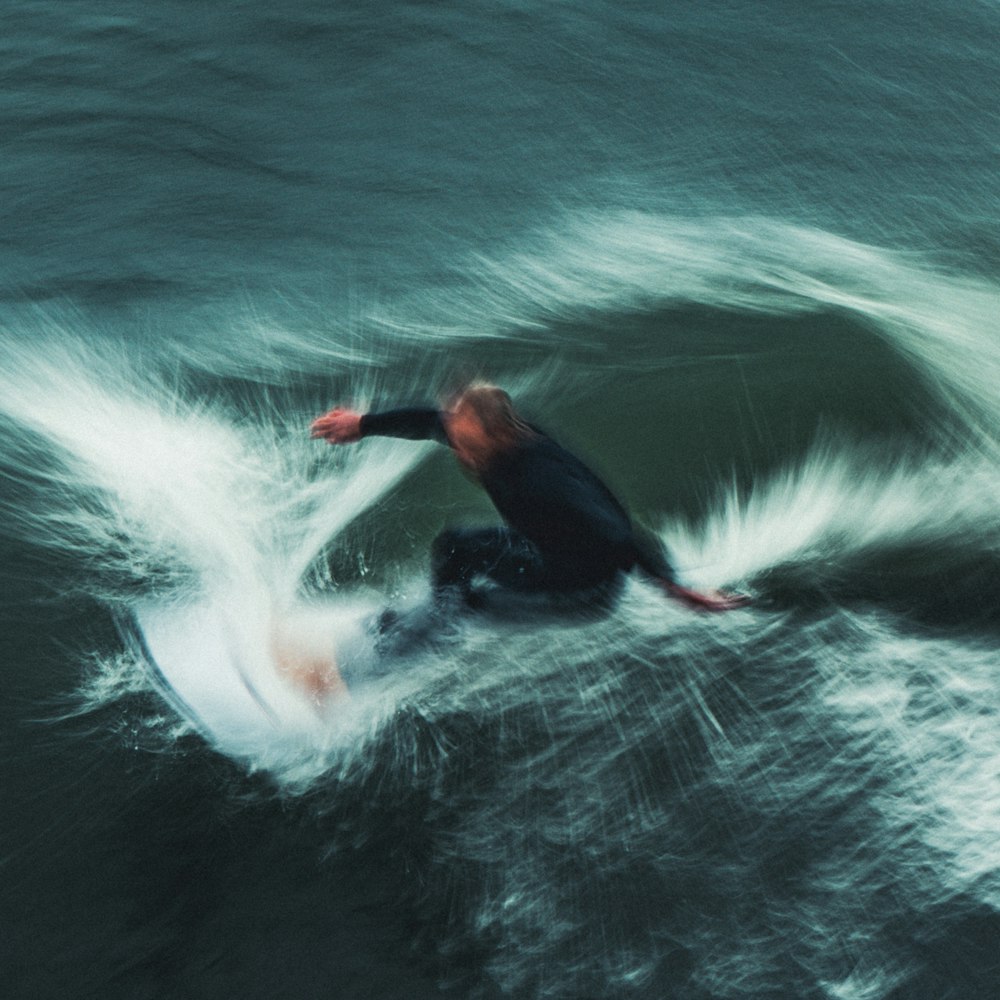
311, 408, 364, 443
632, 532, 749, 612
660, 581, 750, 612
311, 407, 447, 445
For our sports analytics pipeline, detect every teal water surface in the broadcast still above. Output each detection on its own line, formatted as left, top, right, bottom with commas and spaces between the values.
3, 3, 1000, 999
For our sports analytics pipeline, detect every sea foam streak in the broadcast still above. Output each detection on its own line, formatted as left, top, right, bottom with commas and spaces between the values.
0, 331, 424, 596
458, 212, 1000, 440
5, 217, 1000, 997
3, 216, 1000, 764
0, 328, 429, 772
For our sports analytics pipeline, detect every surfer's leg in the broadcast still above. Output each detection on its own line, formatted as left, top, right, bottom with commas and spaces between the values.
430, 526, 614, 591
431, 528, 625, 612
431, 526, 542, 600
525, 555, 622, 596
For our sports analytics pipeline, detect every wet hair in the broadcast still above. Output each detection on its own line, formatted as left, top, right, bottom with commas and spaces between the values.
451, 383, 536, 450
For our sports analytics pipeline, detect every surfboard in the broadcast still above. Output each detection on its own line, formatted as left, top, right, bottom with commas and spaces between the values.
125, 595, 386, 764
124, 584, 582, 767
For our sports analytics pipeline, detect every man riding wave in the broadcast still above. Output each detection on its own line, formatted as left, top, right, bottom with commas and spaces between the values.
311, 384, 746, 612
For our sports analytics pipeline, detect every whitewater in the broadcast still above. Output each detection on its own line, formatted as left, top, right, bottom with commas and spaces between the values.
4, 3, 1000, 997
4, 214, 1000, 997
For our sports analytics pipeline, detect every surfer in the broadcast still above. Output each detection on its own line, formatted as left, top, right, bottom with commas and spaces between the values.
311, 384, 745, 612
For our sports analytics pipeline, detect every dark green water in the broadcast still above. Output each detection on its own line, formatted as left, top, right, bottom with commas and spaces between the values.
3, 3, 1000, 998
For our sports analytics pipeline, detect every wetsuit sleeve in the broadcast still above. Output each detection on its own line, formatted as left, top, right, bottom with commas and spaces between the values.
630, 527, 676, 584
359, 408, 448, 443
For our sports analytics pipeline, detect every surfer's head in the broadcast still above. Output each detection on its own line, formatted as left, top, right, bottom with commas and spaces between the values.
443, 383, 535, 470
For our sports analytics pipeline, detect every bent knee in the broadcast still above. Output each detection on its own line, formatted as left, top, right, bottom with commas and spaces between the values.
431, 527, 464, 560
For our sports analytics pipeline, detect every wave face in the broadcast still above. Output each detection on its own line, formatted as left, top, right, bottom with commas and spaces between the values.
5, 214, 1000, 999
3, 3, 1000, 999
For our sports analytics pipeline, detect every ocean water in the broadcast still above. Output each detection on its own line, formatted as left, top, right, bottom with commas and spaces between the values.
2, 2, 1000, 998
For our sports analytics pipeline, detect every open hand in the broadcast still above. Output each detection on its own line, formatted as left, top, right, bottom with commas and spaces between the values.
310, 408, 364, 444
665, 583, 751, 612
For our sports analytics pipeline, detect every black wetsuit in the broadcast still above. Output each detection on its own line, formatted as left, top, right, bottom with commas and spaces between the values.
359, 408, 675, 596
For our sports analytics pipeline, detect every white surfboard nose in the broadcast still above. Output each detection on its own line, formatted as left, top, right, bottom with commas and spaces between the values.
130, 596, 380, 765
